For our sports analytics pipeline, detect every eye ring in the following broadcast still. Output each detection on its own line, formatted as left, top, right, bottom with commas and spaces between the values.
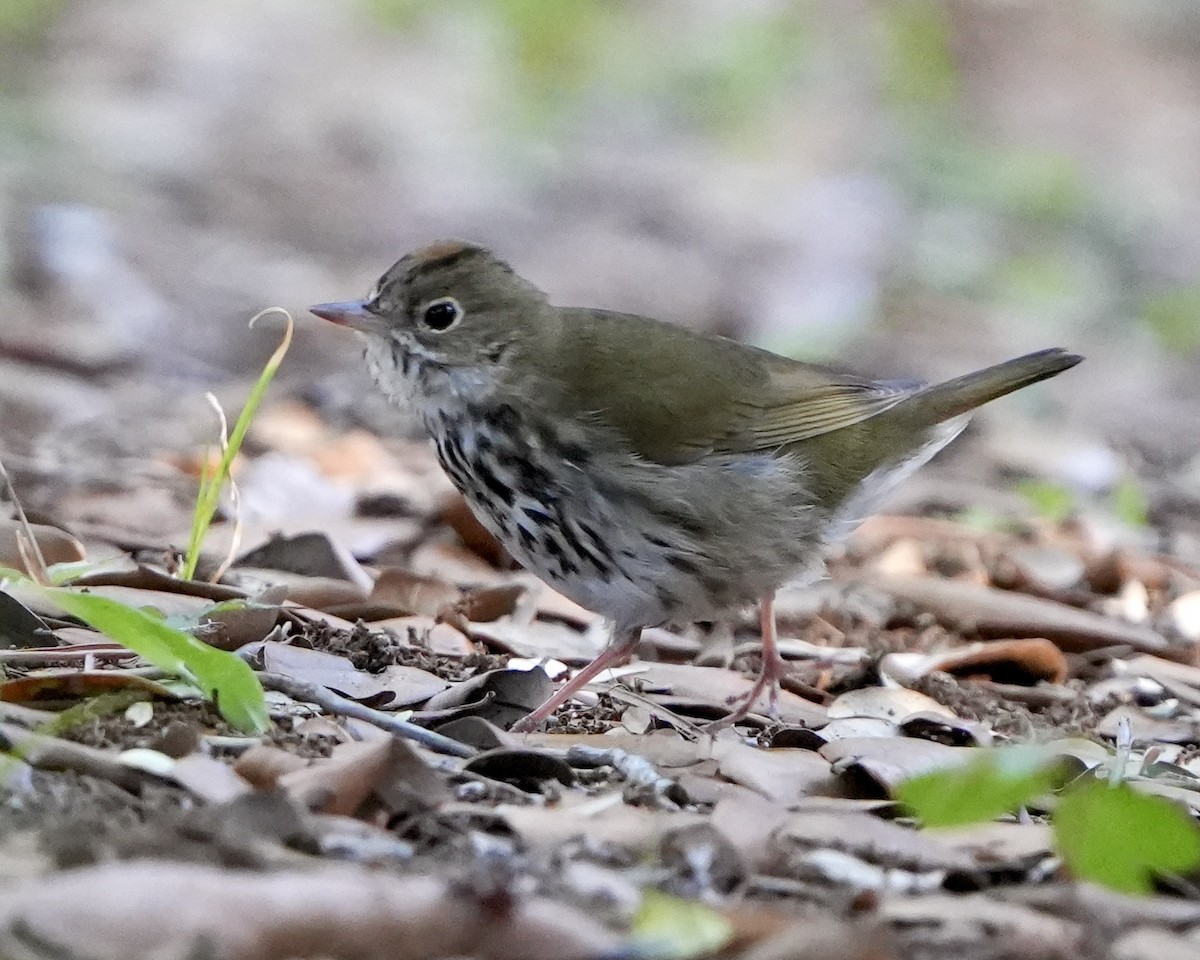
420, 297, 463, 332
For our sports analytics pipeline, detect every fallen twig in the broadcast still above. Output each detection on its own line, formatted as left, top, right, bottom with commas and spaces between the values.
255, 671, 476, 759
0, 646, 139, 665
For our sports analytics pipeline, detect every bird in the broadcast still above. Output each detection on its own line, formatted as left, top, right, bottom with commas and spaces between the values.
311, 241, 1081, 731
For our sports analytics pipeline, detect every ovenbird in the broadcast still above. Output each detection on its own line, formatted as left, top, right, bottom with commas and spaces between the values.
312, 242, 1081, 731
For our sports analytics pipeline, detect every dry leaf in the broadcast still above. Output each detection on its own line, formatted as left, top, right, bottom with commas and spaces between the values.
370, 615, 477, 655
231, 569, 367, 611
712, 741, 837, 806
880, 893, 1083, 954
880, 638, 1069, 686
409, 540, 512, 586
932, 821, 1054, 868
260, 641, 447, 707
369, 567, 461, 616
819, 737, 977, 795
234, 531, 372, 590
0, 861, 621, 960
1111, 926, 1200, 960
423, 667, 554, 728
468, 617, 607, 661
0, 520, 86, 573
0, 670, 176, 705
866, 574, 1181, 659
709, 789, 789, 870
827, 687, 956, 722
234, 744, 311, 789
779, 809, 974, 871
495, 795, 702, 856
170, 753, 255, 803
280, 737, 405, 816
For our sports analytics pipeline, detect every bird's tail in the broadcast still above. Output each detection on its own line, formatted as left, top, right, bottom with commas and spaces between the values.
905, 348, 1082, 426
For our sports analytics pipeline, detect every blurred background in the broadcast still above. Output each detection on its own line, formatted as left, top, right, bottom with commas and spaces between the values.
1, 0, 1198, 556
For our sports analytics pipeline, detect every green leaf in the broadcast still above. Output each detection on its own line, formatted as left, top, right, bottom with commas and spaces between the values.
629, 890, 733, 960
1015, 479, 1076, 523
38, 586, 268, 734
1110, 474, 1149, 529
1054, 780, 1200, 895
896, 749, 1067, 827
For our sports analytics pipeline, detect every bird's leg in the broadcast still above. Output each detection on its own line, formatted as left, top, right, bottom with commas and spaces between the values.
710, 594, 788, 729
511, 628, 642, 733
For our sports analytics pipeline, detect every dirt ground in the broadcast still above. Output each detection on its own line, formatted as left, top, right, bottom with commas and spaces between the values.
3, 3, 1200, 959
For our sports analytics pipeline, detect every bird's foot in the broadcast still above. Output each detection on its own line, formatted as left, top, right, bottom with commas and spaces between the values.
706, 652, 788, 732
510, 630, 641, 734
510, 694, 566, 734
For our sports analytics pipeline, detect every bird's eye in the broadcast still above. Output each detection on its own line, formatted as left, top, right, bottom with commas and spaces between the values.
421, 297, 462, 332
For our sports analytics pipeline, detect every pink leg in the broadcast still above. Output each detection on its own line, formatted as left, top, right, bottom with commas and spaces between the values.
511, 629, 642, 733
709, 594, 788, 729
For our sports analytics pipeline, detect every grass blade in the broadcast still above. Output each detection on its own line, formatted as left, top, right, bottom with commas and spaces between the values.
181, 308, 294, 581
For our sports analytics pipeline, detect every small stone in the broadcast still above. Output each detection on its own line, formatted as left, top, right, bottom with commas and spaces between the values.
1167, 591, 1200, 642
1008, 545, 1085, 593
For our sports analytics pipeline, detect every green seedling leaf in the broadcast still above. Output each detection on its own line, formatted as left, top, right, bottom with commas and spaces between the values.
1054, 779, 1200, 895
37, 586, 267, 734
1110, 474, 1149, 529
1015, 479, 1076, 523
629, 889, 733, 960
181, 309, 293, 581
897, 749, 1067, 827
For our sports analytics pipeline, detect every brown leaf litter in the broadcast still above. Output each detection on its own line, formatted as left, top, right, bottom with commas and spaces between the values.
6, 399, 1200, 958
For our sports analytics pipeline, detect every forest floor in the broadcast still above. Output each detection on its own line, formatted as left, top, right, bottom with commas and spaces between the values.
4, 6, 1200, 956
3, 388, 1200, 960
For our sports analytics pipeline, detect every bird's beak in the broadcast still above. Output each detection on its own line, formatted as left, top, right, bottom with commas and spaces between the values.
309, 300, 383, 334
